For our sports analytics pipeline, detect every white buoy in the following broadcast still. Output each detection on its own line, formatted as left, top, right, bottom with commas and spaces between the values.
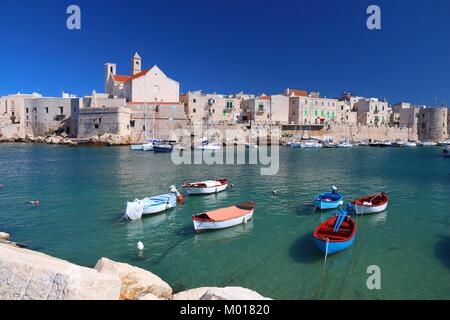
137, 241, 144, 251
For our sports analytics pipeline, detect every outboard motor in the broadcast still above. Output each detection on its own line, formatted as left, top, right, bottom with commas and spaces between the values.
170, 185, 184, 204
331, 185, 338, 194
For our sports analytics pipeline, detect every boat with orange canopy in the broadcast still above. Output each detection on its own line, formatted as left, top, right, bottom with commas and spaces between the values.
192, 201, 255, 232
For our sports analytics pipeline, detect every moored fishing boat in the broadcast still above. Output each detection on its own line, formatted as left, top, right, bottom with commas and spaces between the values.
314, 186, 344, 210
380, 140, 393, 147
405, 141, 417, 147
350, 192, 389, 215
182, 179, 229, 195
125, 186, 183, 220
153, 140, 175, 153
336, 141, 353, 148
131, 144, 144, 150
192, 201, 256, 232
292, 141, 322, 148
421, 141, 437, 146
313, 209, 356, 254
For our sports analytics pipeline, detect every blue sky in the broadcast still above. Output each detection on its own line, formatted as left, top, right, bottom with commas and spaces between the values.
1, 0, 449, 105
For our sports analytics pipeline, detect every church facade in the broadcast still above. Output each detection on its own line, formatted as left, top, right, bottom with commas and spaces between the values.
105, 53, 180, 103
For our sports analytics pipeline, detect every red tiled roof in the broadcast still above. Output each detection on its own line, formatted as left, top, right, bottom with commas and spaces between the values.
112, 75, 132, 82
112, 68, 152, 83
259, 95, 271, 100
288, 89, 308, 97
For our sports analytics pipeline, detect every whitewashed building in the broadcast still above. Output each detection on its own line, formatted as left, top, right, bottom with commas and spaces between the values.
105, 53, 180, 103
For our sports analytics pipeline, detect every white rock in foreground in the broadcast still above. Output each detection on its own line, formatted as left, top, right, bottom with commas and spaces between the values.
174, 287, 271, 300
95, 258, 172, 300
0, 243, 121, 300
0, 232, 10, 241
171, 287, 211, 300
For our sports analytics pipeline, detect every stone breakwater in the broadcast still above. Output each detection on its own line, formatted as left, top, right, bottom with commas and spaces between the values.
0, 133, 130, 146
0, 234, 270, 300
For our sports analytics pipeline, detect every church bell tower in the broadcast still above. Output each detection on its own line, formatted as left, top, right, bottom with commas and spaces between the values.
132, 52, 142, 75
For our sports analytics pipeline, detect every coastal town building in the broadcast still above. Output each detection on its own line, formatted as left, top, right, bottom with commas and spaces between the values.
181, 91, 250, 124
390, 102, 421, 129
354, 98, 391, 126
240, 94, 289, 124
286, 89, 339, 125
105, 53, 180, 104
23, 97, 81, 137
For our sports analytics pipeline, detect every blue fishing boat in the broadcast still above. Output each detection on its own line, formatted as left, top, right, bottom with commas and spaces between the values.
313, 209, 356, 255
314, 186, 344, 210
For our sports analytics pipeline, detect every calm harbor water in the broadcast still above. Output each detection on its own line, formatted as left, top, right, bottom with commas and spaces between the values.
0, 143, 449, 299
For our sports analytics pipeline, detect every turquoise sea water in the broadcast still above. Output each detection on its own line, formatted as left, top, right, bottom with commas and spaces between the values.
0, 143, 449, 300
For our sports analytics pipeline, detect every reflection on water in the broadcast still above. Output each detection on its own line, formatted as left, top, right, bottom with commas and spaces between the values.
193, 220, 254, 245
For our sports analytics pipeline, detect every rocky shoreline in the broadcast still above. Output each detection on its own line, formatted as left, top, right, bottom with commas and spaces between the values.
0, 232, 270, 300
0, 133, 131, 147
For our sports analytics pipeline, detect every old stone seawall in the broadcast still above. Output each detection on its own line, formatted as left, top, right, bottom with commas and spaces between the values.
0, 232, 271, 300
1, 123, 420, 147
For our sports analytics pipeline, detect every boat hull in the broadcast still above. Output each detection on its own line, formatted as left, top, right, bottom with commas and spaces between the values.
185, 183, 228, 195
195, 145, 222, 150
153, 145, 173, 153
353, 202, 388, 215
142, 143, 154, 151
314, 236, 355, 255
193, 210, 254, 232
314, 192, 344, 210
131, 145, 143, 150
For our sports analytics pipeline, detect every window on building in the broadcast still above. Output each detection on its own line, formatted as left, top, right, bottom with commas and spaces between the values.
315, 110, 318, 116
332, 112, 335, 118
59, 107, 64, 115
267, 114, 270, 119
143, 125, 146, 131
98, 118, 102, 123
341, 106, 344, 111
304, 109, 308, 116
321, 111, 324, 116
34, 116, 37, 120
213, 109, 215, 113
26, 108, 29, 113
130, 120, 135, 127
95, 124, 99, 129
326, 111, 330, 118
26, 116, 29, 120
193, 108, 196, 113
33, 108, 37, 113
46, 107, 49, 113
193, 99, 197, 103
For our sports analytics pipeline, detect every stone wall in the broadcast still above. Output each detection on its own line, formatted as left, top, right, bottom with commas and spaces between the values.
283, 123, 415, 142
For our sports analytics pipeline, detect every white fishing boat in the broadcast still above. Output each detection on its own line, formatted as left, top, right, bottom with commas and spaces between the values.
131, 144, 144, 150
351, 193, 389, 215
125, 186, 182, 220
336, 141, 353, 148
439, 140, 450, 146
142, 142, 154, 151
404, 141, 417, 147
292, 141, 322, 148
195, 143, 222, 150
182, 179, 229, 195
421, 141, 437, 146
192, 201, 256, 232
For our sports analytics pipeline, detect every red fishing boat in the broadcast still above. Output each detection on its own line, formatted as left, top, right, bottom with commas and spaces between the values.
351, 192, 389, 215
